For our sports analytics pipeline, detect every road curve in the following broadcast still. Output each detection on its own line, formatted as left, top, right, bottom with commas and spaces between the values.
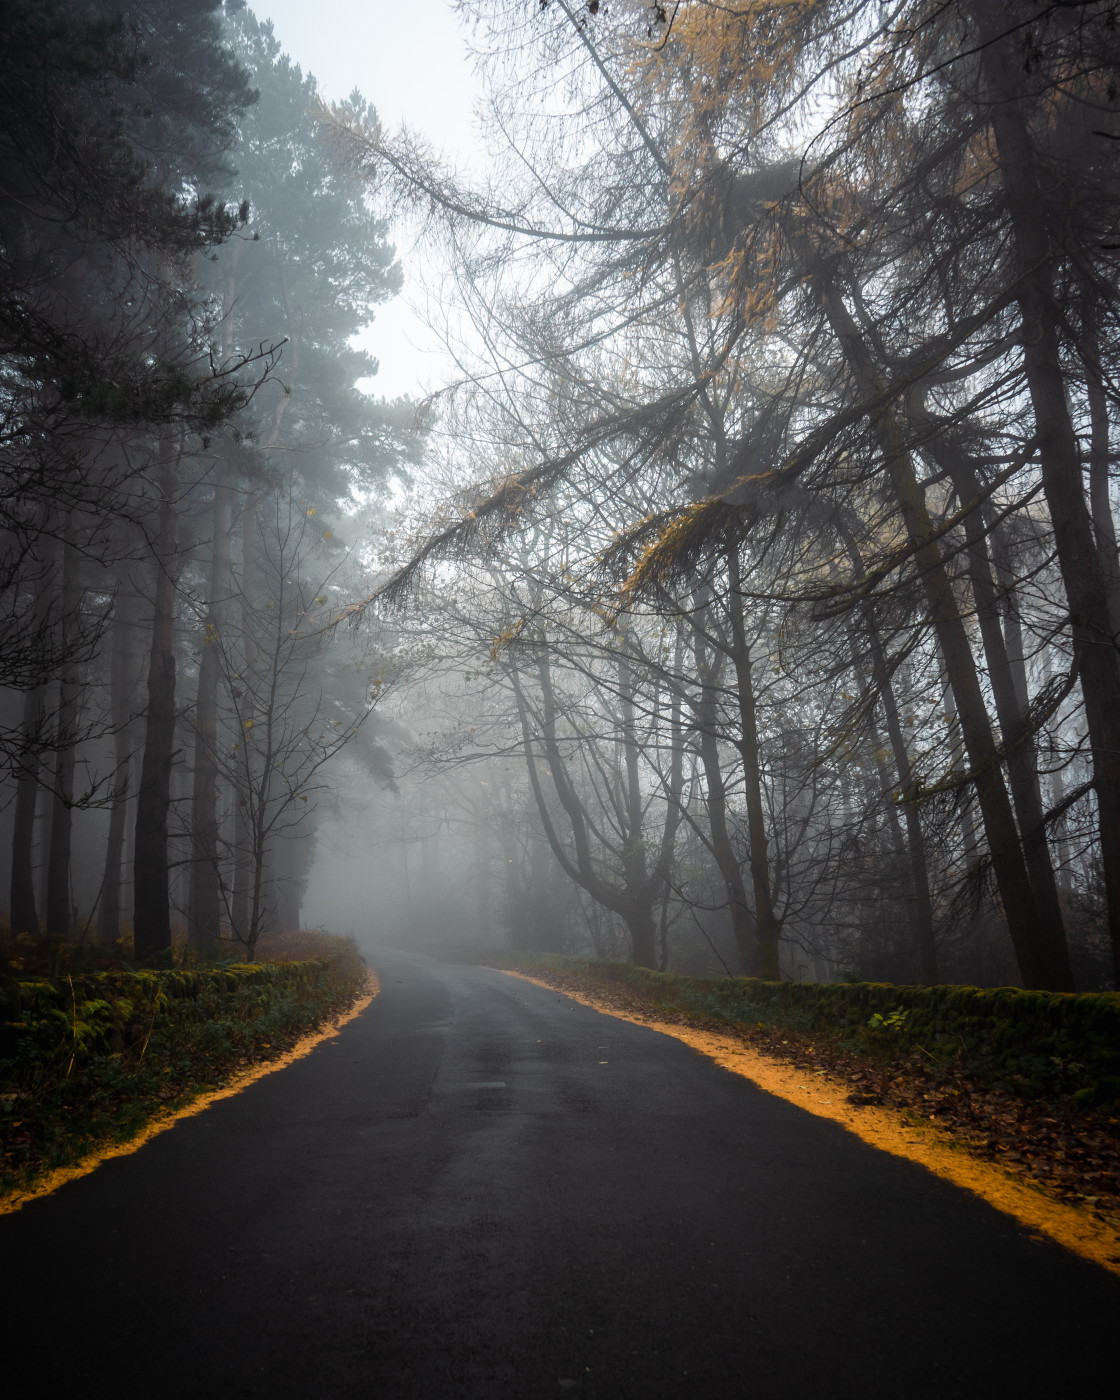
4, 948, 1116, 1398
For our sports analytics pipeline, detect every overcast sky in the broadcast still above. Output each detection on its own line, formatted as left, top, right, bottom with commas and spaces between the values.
259, 0, 487, 398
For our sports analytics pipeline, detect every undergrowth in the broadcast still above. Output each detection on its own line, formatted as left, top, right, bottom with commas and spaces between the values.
0, 929, 367, 1200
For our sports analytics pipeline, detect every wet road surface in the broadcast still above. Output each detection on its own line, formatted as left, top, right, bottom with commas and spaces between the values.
4, 947, 1117, 1398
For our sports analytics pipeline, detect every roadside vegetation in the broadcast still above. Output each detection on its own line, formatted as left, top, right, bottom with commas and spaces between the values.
0, 928, 367, 1203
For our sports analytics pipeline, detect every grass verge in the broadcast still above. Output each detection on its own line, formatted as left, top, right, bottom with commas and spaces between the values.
0, 931, 368, 1204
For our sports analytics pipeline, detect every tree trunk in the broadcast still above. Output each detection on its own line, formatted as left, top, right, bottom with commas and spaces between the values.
275, 864, 301, 934
977, 15, 1120, 986
188, 483, 232, 946
939, 447, 1070, 969
820, 278, 1071, 989
273, 820, 313, 934
231, 495, 258, 945
10, 685, 45, 934
858, 615, 938, 984
692, 621, 756, 972
726, 551, 783, 979
133, 462, 179, 962
624, 904, 657, 970
231, 799, 250, 942
99, 587, 138, 943
617, 649, 657, 968
45, 521, 81, 939
247, 825, 269, 959
1080, 294, 1120, 637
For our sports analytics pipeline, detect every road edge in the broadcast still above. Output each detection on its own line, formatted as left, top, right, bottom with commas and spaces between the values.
491, 967, 1120, 1280
0, 969, 380, 1217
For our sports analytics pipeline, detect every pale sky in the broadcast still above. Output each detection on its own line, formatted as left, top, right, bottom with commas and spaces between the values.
259, 0, 487, 399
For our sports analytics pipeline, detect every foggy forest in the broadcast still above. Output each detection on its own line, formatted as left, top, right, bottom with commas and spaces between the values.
4, 0, 1120, 996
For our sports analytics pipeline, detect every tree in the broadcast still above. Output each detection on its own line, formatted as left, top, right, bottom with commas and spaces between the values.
335, 0, 1120, 988
204, 485, 376, 957
174, 5, 415, 954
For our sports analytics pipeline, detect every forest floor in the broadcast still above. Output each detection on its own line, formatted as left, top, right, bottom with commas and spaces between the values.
487, 958, 1120, 1245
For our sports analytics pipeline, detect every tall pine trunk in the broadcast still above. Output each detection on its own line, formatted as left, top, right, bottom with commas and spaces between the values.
99, 586, 137, 943
133, 458, 179, 961
188, 483, 232, 946
45, 518, 81, 939
10, 685, 45, 934
231, 495, 258, 945
10, 532, 56, 934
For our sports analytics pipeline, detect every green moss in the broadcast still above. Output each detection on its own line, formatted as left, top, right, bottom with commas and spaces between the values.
0, 952, 366, 1198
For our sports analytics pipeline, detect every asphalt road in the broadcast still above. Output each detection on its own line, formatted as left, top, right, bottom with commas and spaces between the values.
4, 948, 1117, 1399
